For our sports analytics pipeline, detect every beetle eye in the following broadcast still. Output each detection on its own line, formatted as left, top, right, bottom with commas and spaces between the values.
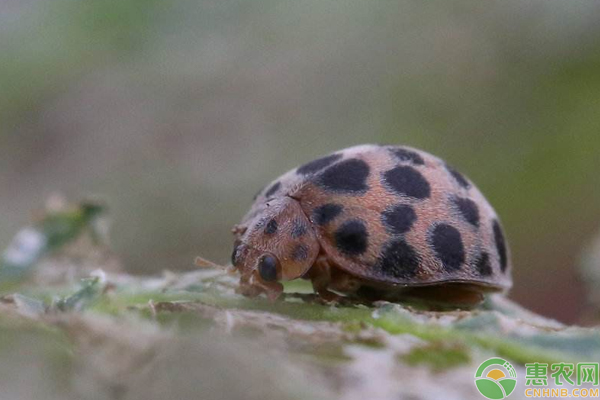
258, 254, 279, 282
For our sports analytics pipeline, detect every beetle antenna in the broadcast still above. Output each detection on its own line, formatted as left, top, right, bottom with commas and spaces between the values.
195, 256, 224, 269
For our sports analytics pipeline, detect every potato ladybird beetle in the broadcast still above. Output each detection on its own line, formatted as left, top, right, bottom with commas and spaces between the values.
230, 144, 511, 305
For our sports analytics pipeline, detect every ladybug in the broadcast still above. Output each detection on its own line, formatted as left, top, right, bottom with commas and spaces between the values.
230, 144, 511, 305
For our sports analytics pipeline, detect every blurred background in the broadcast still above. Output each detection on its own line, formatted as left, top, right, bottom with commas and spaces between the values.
2, 0, 600, 324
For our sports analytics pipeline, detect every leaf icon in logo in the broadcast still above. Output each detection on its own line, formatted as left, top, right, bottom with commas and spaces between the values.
498, 379, 516, 396
475, 379, 505, 400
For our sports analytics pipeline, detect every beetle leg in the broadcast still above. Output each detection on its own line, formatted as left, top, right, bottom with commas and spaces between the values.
235, 274, 262, 297
236, 272, 284, 301
306, 257, 342, 302
255, 279, 284, 301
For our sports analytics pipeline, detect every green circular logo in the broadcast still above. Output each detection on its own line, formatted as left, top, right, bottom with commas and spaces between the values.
474, 358, 517, 399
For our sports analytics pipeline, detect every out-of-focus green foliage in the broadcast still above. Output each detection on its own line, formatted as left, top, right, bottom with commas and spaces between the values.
0, 201, 106, 286
53, 276, 103, 312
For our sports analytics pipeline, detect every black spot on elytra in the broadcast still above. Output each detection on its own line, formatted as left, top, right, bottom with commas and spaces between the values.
264, 181, 281, 198
382, 166, 431, 199
475, 252, 492, 276
381, 204, 417, 235
453, 197, 480, 227
317, 159, 370, 193
297, 153, 343, 175
334, 219, 369, 256
389, 147, 425, 165
446, 164, 470, 189
291, 220, 308, 238
264, 219, 278, 235
291, 244, 309, 261
493, 220, 508, 272
431, 223, 465, 271
374, 238, 420, 279
313, 203, 343, 225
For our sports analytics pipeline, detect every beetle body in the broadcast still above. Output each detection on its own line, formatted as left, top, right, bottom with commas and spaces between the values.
231, 144, 511, 304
